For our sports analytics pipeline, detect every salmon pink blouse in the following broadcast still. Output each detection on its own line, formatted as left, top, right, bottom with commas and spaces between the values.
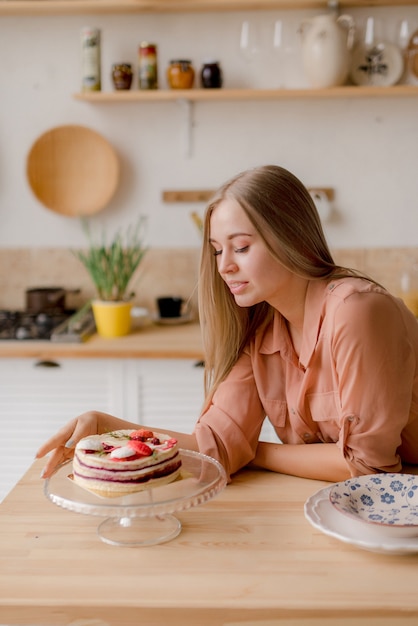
194, 277, 418, 480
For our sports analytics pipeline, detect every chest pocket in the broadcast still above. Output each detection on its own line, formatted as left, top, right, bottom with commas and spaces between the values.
306, 391, 341, 423
261, 398, 287, 428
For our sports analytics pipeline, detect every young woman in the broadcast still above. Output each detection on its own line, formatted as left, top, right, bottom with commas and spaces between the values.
37, 165, 418, 483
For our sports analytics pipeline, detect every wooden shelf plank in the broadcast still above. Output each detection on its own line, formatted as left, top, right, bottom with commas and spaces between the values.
73, 85, 418, 103
1, 0, 418, 17
162, 187, 335, 202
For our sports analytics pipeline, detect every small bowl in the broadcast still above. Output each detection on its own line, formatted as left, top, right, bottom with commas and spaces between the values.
329, 474, 418, 538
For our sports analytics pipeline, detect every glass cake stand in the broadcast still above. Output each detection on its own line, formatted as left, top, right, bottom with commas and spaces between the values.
44, 449, 227, 547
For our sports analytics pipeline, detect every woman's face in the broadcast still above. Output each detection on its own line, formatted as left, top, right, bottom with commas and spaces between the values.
209, 197, 298, 310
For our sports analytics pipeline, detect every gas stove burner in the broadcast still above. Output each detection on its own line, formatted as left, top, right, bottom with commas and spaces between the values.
0, 309, 77, 341
15, 325, 36, 340
36, 312, 51, 325
0, 305, 96, 342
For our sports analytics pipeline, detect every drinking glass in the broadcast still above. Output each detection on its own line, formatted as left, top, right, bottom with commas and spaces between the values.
271, 18, 303, 88
396, 18, 418, 84
271, 20, 286, 88
397, 18, 413, 51
360, 16, 384, 48
239, 20, 261, 64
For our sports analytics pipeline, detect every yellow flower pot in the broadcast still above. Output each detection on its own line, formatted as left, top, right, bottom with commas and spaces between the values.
92, 300, 133, 338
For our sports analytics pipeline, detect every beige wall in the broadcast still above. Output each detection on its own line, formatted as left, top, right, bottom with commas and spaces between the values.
1, 6, 418, 254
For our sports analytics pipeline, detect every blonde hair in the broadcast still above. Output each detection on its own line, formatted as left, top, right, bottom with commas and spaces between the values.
198, 165, 369, 405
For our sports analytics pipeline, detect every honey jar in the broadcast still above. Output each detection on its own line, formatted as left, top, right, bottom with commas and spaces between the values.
167, 60, 195, 89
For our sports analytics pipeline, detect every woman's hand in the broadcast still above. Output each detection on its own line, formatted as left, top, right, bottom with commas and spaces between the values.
36, 411, 137, 478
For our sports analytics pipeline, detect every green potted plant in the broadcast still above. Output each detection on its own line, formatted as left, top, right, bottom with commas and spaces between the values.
74, 218, 147, 337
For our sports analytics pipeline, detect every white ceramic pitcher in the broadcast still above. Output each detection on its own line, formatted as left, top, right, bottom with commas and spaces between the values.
300, 13, 355, 88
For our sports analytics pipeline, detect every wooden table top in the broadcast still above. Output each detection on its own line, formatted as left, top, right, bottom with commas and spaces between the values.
1, 459, 418, 625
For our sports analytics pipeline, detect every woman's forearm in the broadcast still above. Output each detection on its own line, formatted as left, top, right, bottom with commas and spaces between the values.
252, 441, 352, 482
96, 413, 199, 452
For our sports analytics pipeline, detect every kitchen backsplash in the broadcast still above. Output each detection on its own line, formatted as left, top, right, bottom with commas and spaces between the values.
1, 248, 200, 314
1, 246, 417, 313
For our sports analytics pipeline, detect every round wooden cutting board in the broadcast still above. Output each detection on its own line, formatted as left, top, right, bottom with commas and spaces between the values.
26, 124, 120, 217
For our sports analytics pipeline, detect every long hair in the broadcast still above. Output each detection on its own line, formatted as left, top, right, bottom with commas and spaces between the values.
198, 165, 370, 405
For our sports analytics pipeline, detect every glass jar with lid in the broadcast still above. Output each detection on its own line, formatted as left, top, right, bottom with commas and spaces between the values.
138, 43, 158, 89
167, 60, 195, 89
200, 60, 223, 88
111, 63, 133, 90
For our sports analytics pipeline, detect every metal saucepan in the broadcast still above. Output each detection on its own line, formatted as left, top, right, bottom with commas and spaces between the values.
26, 125, 120, 217
26, 287, 81, 313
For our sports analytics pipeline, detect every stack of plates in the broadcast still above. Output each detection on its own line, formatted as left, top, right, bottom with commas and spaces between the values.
305, 474, 418, 554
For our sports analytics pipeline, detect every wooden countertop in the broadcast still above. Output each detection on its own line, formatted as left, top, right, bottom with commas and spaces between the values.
0, 321, 203, 359
2, 460, 418, 625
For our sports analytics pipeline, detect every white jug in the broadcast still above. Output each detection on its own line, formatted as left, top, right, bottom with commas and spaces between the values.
300, 14, 355, 88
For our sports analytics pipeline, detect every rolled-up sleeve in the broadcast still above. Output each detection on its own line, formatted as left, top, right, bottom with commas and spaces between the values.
194, 351, 266, 480
331, 291, 417, 475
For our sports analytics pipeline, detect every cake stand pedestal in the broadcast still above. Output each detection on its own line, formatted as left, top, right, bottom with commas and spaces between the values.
45, 449, 227, 547
97, 514, 181, 546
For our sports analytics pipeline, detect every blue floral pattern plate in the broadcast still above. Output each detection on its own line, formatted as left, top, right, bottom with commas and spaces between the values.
329, 474, 418, 538
305, 485, 418, 554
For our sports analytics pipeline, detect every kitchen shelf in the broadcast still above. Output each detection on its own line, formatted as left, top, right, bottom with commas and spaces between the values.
74, 85, 418, 103
2, 0, 418, 16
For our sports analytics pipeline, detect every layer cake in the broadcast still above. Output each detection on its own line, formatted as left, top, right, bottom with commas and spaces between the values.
72, 429, 181, 497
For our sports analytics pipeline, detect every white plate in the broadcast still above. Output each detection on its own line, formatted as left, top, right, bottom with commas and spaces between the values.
350, 41, 404, 87
304, 485, 418, 555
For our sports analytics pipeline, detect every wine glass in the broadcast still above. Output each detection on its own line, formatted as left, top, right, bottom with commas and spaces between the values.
396, 18, 417, 84
271, 20, 285, 88
360, 15, 384, 48
272, 19, 284, 53
271, 18, 303, 88
239, 20, 261, 64
398, 18, 413, 50
364, 16, 376, 47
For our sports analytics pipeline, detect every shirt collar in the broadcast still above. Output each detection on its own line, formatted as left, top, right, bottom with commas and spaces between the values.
258, 279, 330, 368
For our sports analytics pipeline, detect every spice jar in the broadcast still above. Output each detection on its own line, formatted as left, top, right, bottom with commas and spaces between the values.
138, 43, 158, 89
111, 63, 133, 90
80, 27, 101, 92
200, 60, 223, 88
167, 60, 195, 89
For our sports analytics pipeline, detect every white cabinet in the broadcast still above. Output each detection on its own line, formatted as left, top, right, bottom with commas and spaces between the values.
0, 357, 124, 501
0, 357, 204, 501
124, 358, 205, 433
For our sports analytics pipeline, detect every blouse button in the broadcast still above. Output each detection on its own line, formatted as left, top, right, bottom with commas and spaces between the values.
303, 432, 311, 440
